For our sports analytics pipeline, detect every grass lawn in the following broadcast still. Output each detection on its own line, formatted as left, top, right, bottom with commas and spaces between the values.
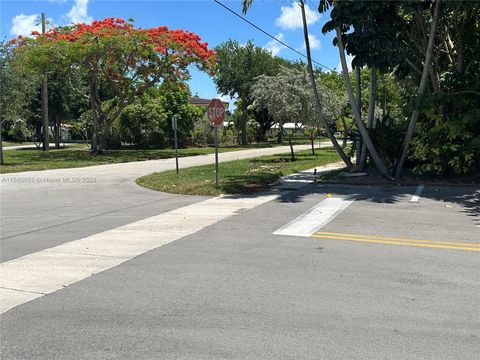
136, 148, 340, 196
0, 145, 242, 173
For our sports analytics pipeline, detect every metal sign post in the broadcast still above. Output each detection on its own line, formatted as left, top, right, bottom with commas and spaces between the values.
207, 99, 226, 188
214, 126, 219, 188
172, 116, 179, 174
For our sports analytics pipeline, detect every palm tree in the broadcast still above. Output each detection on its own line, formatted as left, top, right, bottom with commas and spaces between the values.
242, 0, 353, 168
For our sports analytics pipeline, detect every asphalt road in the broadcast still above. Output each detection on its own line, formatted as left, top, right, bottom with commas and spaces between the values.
1, 179, 479, 359
0, 143, 317, 262
1, 144, 479, 359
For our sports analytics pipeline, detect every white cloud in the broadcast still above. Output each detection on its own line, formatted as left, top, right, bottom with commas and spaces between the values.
10, 14, 41, 36
308, 34, 321, 50
300, 34, 321, 51
275, 3, 319, 30
67, 0, 92, 24
10, 13, 56, 36
337, 54, 354, 72
47, 0, 67, 3
264, 33, 286, 56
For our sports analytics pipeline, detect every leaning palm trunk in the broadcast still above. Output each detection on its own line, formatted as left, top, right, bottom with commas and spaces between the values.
359, 66, 377, 170
355, 66, 362, 165
332, 21, 387, 175
394, 0, 441, 178
300, 0, 352, 168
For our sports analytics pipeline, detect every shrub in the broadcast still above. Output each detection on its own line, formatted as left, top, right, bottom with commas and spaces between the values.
8, 118, 31, 142
118, 100, 168, 149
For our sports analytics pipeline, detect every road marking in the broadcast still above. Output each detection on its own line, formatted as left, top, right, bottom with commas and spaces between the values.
274, 197, 354, 237
312, 231, 480, 252
0, 194, 278, 314
410, 184, 425, 202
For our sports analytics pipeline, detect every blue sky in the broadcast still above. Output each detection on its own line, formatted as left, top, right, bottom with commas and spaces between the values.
1, 0, 346, 109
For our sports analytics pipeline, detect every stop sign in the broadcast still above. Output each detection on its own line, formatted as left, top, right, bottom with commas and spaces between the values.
207, 99, 225, 126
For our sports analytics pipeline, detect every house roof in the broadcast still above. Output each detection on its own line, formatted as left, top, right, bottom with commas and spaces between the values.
271, 122, 304, 129
189, 96, 229, 108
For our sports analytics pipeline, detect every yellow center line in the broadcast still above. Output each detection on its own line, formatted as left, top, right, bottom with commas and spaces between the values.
311, 233, 480, 252
313, 231, 480, 248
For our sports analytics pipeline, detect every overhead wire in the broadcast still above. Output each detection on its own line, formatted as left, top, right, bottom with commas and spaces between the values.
213, 0, 334, 72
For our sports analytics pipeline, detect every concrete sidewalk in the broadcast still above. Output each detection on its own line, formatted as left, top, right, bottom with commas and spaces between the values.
2, 143, 70, 151
0, 142, 330, 184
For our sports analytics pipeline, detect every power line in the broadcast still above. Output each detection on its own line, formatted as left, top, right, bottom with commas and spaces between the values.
213, 0, 334, 72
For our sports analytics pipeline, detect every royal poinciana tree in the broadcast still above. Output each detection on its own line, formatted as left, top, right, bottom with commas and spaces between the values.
13, 18, 216, 154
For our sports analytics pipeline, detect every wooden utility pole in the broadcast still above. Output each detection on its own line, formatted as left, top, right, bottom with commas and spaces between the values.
41, 12, 49, 151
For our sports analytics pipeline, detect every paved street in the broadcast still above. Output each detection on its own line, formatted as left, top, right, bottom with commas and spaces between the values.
2, 0, 478, 357
3, 143, 69, 151
1, 148, 479, 359
0, 143, 318, 262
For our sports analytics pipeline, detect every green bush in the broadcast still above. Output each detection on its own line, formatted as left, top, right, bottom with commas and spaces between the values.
411, 108, 480, 175
8, 118, 31, 142
370, 115, 405, 168
118, 100, 168, 149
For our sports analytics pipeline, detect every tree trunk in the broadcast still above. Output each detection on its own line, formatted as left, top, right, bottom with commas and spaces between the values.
41, 73, 49, 151
41, 13, 49, 152
332, 1, 387, 176
97, 113, 108, 154
311, 136, 315, 155
394, 0, 441, 178
355, 66, 362, 165
241, 102, 248, 146
455, 17, 463, 73
288, 136, 295, 161
89, 77, 101, 155
381, 74, 387, 119
359, 66, 377, 170
277, 125, 284, 144
299, 0, 352, 168
341, 118, 348, 148
54, 112, 61, 149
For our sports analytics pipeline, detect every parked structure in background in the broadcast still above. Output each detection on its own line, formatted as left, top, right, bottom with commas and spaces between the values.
39, 124, 73, 142
189, 96, 229, 110
266, 123, 305, 137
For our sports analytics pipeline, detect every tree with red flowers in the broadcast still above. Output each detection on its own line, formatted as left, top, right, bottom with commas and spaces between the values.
15, 18, 216, 154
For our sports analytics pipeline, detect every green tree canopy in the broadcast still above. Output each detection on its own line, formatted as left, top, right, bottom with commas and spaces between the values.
213, 39, 292, 144
13, 17, 215, 154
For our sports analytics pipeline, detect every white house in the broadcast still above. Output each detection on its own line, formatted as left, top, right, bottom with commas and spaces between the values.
267, 122, 304, 137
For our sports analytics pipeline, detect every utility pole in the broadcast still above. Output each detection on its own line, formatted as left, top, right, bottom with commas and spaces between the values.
41, 12, 49, 151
